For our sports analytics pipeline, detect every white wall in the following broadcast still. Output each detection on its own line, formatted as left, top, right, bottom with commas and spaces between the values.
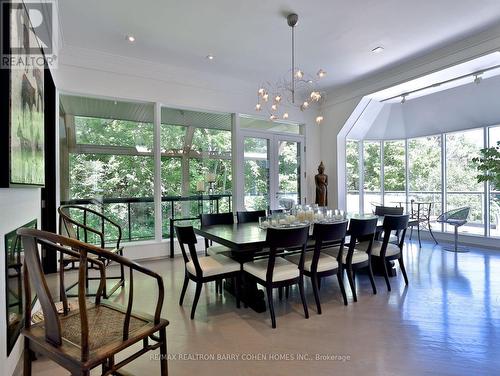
0, 188, 41, 376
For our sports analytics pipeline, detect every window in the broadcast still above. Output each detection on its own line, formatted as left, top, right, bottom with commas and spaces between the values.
160, 108, 232, 237
244, 137, 269, 211
60, 96, 155, 242
408, 136, 442, 217
489, 126, 500, 237
363, 141, 381, 213
446, 129, 485, 235
347, 125, 498, 239
346, 140, 360, 213
383, 140, 406, 207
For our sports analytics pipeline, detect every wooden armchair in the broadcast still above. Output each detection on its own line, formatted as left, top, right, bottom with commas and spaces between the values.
18, 228, 168, 376
58, 205, 125, 298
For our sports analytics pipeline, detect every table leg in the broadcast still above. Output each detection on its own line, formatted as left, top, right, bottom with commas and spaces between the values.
224, 276, 266, 313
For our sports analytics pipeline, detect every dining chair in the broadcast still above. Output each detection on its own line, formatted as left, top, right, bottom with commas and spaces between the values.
18, 228, 168, 376
357, 215, 409, 291
236, 210, 266, 223
200, 213, 234, 256
175, 225, 241, 319
374, 205, 404, 243
243, 226, 310, 328
58, 205, 125, 299
287, 221, 349, 313
341, 217, 378, 302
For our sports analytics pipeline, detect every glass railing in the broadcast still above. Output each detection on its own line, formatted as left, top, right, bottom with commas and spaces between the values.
61, 194, 232, 244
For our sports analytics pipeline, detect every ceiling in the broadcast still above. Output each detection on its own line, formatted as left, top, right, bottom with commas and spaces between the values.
60, 94, 232, 129
347, 73, 500, 140
58, 0, 500, 91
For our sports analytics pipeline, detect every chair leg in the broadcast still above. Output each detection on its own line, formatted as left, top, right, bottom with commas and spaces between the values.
398, 255, 409, 285
190, 282, 203, 319
285, 286, 289, 299
266, 286, 276, 329
368, 262, 377, 295
317, 277, 322, 291
346, 267, 357, 302
24, 338, 32, 376
428, 222, 438, 244
417, 224, 422, 247
298, 276, 309, 319
382, 258, 391, 292
337, 270, 348, 306
311, 274, 322, 314
278, 287, 283, 300
159, 327, 168, 376
409, 225, 413, 240
179, 274, 189, 306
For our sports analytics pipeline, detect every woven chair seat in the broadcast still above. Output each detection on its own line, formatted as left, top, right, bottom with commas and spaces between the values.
25, 301, 163, 356
61, 304, 148, 350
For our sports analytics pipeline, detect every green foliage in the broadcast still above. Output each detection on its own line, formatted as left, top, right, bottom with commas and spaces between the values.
383, 141, 405, 191
68, 117, 235, 241
363, 142, 381, 191
472, 141, 500, 191
76, 117, 154, 149
346, 140, 359, 191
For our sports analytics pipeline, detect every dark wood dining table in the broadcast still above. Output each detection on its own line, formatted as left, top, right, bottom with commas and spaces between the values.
194, 216, 417, 312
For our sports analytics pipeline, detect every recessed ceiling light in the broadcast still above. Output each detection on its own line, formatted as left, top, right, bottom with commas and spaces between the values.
372, 46, 384, 54
126, 35, 136, 43
206, 54, 214, 60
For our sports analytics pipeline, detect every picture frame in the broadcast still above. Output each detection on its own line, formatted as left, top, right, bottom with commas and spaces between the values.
0, 0, 45, 187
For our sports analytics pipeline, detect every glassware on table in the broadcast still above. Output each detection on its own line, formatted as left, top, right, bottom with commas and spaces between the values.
259, 216, 269, 228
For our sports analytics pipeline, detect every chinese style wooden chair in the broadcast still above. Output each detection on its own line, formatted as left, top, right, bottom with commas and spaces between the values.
18, 228, 169, 376
58, 205, 125, 298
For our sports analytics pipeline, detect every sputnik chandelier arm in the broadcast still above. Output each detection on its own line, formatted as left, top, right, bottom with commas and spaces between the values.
255, 13, 327, 124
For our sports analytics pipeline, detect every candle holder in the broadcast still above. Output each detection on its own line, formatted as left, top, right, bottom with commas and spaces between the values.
208, 181, 215, 195
206, 173, 216, 195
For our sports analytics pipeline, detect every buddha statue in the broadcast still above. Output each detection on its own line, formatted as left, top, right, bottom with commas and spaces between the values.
315, 161, 328, 206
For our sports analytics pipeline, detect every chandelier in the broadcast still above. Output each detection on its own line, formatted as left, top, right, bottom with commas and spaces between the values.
255, 13, 326, 125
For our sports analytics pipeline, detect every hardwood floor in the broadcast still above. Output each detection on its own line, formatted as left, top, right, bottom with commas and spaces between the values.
30, 240, 500, 375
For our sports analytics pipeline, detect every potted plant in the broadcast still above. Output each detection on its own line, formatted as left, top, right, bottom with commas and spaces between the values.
473, 140, 500, 234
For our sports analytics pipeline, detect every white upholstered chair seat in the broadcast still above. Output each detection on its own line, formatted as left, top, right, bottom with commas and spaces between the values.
186, 254, 240, 277
322, 246, 369, 264
207, 244, 232, 256
287, 253, 339, 273
380, 231, 399, 243
357, 240, 401, 257
243, 257, 299, 282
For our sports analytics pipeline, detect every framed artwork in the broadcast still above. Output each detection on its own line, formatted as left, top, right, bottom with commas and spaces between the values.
4, 219, 38, 356
1, 0, 45, 187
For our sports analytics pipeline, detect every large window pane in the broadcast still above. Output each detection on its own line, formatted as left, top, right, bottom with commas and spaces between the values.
489, 126, 500, 237
363, 141, 381, 213
277, 140, 301, 210
408, 136, 442, 217
160, 109, 232, 237
346, 140, 360, 214
244, 137, 269, 211
446, 129, 485, 235
60, 95, 155, 242
383, 140, 405, 206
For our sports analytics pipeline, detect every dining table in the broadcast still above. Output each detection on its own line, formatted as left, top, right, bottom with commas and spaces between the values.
194, 215, 418, 312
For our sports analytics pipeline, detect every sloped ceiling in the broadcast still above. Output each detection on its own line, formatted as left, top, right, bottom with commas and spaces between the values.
349, 74, 500, 140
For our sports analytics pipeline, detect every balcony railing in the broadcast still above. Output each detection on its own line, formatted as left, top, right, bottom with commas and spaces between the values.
60, 194, 232, 252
